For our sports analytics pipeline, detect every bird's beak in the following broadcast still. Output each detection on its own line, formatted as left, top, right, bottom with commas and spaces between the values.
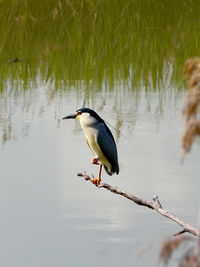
62, 114, 76, 119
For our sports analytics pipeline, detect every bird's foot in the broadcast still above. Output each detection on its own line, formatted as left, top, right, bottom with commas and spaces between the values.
91, 177, 101, 186
92, 158, 99, 165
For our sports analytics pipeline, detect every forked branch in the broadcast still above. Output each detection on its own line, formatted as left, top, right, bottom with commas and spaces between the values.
78, 172, 199, 238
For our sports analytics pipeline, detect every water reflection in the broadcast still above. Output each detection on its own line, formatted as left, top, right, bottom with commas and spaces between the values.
1, 79, 200, 266
1, 1, 199, 91
0, 70, 180, 146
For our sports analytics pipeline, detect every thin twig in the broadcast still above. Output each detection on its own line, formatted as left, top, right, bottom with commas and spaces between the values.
174, 230, 186, 236
77, 172, 200, 238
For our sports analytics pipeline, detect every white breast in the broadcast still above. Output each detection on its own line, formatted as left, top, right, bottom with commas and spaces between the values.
78, 114, 111, 169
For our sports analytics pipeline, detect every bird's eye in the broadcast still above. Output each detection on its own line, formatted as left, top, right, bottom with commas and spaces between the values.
76, 111, 82, 116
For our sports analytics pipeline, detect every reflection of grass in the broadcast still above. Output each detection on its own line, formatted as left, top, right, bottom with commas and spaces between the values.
0, 0, 200, 90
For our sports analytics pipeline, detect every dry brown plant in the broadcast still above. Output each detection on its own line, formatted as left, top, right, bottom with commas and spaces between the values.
159, 211, 200, 266
159, 236, 191, 265
182, 57, 200, 160
159, 235, 200, 266
179, 248, 200, 267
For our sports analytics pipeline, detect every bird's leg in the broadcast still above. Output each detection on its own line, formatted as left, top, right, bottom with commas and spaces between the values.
92, 164, 102, 186
92, 157, 99, 165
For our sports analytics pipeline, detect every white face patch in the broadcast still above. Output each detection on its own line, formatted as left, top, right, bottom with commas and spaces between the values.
79, 112, 90, 119
76, 112, 89, 122
78, 112, 98, 128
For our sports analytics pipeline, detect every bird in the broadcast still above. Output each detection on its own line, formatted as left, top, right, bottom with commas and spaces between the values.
62, 108, 119, 186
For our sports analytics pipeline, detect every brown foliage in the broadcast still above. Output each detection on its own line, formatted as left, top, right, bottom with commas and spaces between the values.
182, 119, 200, 155
182, 57, 200, 159
183, 58, 200, 81
179, 248, 200, 267
159, 236, 190, 264
183, 91, 200, 123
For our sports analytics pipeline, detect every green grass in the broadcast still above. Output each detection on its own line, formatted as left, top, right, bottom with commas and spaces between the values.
0, 0, 200, 91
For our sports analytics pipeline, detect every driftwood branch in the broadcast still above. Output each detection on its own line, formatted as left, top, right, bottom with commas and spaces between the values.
77, 172, 200, 238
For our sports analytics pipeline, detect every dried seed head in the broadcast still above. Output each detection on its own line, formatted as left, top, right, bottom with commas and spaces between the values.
184, 57, 200, 80
182, 57, 200, 159
159, 236, 190, 264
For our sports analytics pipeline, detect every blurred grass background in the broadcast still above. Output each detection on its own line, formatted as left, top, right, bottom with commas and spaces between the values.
0, 0, 200, 91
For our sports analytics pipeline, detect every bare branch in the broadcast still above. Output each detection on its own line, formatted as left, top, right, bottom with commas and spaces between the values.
174, 230, 187, 236
78, 172, 200, 238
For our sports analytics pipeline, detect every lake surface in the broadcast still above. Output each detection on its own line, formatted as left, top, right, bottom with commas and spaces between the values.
0, 79, 200, 267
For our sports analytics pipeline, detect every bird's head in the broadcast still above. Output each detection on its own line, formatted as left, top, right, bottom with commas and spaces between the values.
62, 108, 104, 125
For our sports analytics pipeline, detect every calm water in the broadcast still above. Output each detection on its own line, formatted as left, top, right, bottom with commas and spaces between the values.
0, 79, 200, 267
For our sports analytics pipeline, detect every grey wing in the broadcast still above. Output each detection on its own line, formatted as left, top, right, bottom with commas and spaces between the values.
97, 122, 119, 174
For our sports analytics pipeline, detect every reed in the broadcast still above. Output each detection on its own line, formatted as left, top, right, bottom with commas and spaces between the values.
0, 0, 200, 91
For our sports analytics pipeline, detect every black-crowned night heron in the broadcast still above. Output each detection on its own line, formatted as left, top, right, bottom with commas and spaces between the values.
62, 108, 119, 185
